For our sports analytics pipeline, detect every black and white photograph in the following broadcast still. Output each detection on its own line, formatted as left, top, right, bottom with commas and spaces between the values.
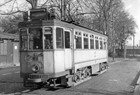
0, 0, 140, 95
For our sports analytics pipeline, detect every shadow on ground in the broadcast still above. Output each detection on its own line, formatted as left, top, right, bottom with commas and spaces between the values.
66, 88, 133, 95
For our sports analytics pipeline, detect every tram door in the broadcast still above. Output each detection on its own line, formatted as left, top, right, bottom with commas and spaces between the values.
64, 30, 72, 70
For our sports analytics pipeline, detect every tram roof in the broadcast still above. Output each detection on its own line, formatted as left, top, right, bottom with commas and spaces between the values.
19, 19, 107, 37
44, 20, 107, 37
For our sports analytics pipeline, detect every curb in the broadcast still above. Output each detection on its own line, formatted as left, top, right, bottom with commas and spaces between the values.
134, 85, 140, 95
109, 58, 135, 64
134, 74, 140, 95
0, 66, 20, 70
109, 61, 121, 64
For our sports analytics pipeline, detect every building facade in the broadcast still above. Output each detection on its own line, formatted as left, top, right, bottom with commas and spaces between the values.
0, 33, 19, 67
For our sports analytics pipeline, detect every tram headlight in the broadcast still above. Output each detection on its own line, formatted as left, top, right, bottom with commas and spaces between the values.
32, 64, 40, 72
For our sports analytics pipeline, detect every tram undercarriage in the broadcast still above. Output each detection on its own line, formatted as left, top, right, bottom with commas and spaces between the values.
23, 62, 108, 89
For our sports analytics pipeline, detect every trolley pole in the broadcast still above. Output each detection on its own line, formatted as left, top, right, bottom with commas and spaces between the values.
60, 0, 66, 20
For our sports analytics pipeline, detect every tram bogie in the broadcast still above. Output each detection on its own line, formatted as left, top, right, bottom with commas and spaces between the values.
19, 8, 108, 88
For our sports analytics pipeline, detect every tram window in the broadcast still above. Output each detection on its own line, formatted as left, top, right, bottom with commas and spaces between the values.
84, 38, 88, 49
56, 28, 64, 48
44, 34, 53, 49
95, 40, 99, 49
44, 27, 53, 49
21, 36, 28, 50
100, 40, 103, 49
20, 29, 28, 50
29, 28, 42, 49
90, 39, 94, 49
104, 41, 107, 49
76, 36, 82, 49
65, 31, 70, 48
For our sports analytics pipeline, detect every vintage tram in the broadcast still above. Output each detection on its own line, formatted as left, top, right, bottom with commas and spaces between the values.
19, 8, 108, 88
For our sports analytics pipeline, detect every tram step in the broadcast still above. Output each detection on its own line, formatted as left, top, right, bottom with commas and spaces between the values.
66, 75, 73, 78
96, 69, 107, 75
74, 77, 91, 86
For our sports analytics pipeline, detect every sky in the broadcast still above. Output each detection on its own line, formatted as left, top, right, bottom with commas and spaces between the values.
122, 0, 140, 46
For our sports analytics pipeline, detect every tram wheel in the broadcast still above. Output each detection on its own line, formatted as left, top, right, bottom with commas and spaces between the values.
73, 71, 81, 82
23, 78, 28, 87
86, 68, 91, 77
34, 82, 45, 89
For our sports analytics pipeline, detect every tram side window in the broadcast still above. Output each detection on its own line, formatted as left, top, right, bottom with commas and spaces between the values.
104, 41, 107, 49
95, 39, 99, 49
29, 28, 42, 49
65, 31, 70, 48
56, 28, 64, 48
20, 29, 28, 50
21, 36, 28, 50
44, 27, 53, 49
100, 40, 103, 49
90, 39, 94, 49
84, 38, 88, 49
76, 36, 82, 49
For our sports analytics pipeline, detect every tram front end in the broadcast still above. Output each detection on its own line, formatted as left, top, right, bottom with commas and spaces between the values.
19, 20, 56, 87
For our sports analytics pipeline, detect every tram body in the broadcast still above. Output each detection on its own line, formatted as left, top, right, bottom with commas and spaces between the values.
19, 9, 108, 87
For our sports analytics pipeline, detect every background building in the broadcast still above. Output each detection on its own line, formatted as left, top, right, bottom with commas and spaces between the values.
0, 33, 19, 67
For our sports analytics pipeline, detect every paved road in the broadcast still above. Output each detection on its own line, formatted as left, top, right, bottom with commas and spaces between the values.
0, 67, 29, 94
0, 59, 140, 95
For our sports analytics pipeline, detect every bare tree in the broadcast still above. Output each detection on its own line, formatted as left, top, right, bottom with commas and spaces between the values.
26, 0, 38, 9
0, 0, 137, 58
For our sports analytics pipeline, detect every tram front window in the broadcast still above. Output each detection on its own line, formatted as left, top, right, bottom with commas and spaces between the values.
29, 28, 43, 50
20, 29, 28, 50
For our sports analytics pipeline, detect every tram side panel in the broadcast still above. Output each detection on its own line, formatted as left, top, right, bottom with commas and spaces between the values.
54, 50, 65, 73
43, 51, 54, 73
20, 52, 27, 77
44, 50, 73, 74
43, 50, 66, 74
74, 49, 108, 74
96, 50, 108, 63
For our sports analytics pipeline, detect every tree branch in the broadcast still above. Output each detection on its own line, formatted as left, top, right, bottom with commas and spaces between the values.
0, 0, 14, 7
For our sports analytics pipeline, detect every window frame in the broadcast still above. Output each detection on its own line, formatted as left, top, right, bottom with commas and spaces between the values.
83, 33, 89, 49
28, 28, 43, 50
64, 31, 71, 49
75, 31, 82, 49
90, 34, 94, 49
100, 37, 103, 50
103, 38, 107, 50
95, 36, 99, 49
20, 28, 28, 51
43, 27, 53, 50
56, 27, 64, 49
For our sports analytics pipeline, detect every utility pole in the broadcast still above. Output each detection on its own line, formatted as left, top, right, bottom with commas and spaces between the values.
123, 26, 127, 59
111, 10, 115, 61
124, 40, 126, 59
133, 34, 135, 57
